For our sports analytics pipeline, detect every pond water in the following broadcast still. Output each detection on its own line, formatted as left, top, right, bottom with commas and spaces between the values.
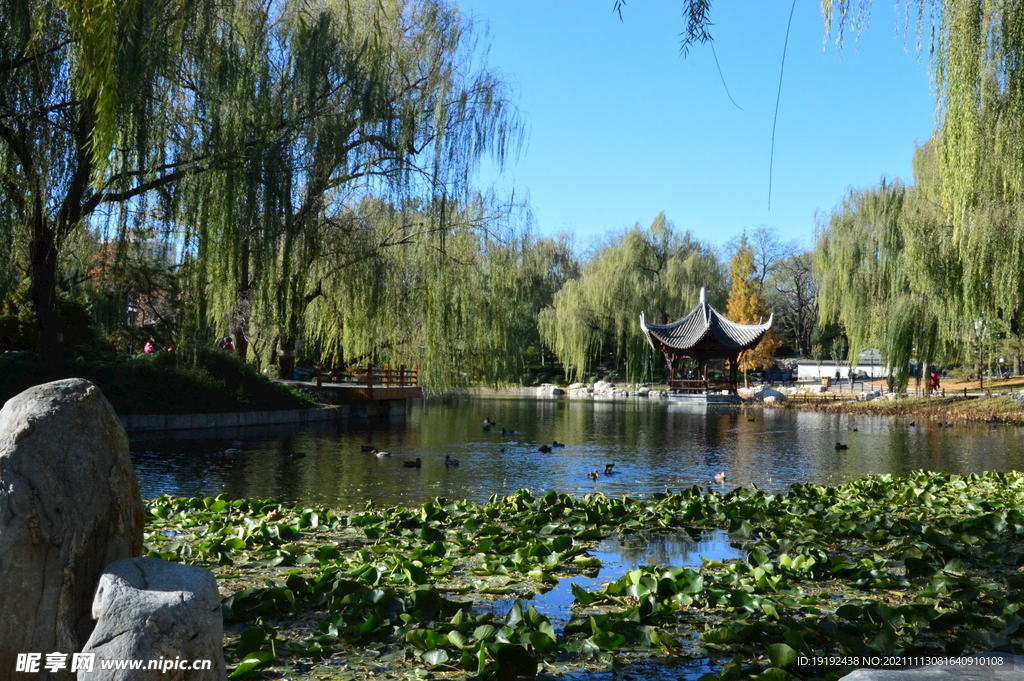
129, 395, 1024, 680
475, 529, 742, 626
130, 394, 1024, 508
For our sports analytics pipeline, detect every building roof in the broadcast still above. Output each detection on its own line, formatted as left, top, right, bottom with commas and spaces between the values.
640, 289, 773, 360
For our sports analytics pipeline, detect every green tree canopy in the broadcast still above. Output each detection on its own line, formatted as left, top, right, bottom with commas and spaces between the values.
539, 213, 723, 383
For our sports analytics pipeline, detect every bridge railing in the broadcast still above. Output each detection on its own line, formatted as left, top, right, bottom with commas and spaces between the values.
316, 363, 419, 388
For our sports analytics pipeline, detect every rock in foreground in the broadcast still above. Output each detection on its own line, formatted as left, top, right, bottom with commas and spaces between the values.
81, 557, 226, 681
0, 379, 144, 679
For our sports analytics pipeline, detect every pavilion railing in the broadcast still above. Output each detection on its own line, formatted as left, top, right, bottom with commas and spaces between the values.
316, 363, 419, 388
668, 379, 736, 393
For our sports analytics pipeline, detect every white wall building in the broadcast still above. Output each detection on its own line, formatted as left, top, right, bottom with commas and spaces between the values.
795, 349, 895, 380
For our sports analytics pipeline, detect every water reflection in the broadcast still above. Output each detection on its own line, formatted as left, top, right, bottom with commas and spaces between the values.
599, 530, 739, 570
129, 395, 1024, 508
475, 530, 742, 627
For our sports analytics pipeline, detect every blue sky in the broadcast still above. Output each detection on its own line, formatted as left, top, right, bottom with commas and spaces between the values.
458, 1, 935, 251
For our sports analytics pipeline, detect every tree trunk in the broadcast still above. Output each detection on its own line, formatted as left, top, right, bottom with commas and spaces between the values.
278, 337, 296, 380
29, 219, 63, 368
234, 236, 251, 362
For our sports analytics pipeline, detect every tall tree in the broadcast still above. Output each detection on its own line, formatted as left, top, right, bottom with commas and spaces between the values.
815, 170, 948, 391
726, 235, 781, 386
180, 0, 520, 380
0, 0, 263, 366
768, 250, 817, 356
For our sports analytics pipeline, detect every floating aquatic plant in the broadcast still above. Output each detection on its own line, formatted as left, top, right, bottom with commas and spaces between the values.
143, 471, 1024, 679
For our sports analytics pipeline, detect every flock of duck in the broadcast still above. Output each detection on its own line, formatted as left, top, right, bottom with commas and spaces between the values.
355, 417, 621, 480
214, 413, 963, 489
358, 443, 458, 469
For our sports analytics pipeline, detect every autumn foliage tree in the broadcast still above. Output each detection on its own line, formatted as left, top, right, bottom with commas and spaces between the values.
726, 236, 781, 386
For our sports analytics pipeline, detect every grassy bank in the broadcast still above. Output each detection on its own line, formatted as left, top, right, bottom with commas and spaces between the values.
785, 395, 1024, 425
146, 471, 1024, 680
0, 350, 316, 415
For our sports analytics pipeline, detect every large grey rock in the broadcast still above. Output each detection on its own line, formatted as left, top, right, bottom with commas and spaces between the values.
755, 387, 788, 403
0, 379, 144, 679
840, 653, 1024, 679
80, 557, 226, 680
1016, 389, 1024, 408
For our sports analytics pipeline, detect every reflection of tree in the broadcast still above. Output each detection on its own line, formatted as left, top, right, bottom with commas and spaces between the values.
602, 530, 736, 569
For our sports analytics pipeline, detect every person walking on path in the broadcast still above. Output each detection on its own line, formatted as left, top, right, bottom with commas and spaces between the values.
144, 340, 155, 354
221, 337, 234, 352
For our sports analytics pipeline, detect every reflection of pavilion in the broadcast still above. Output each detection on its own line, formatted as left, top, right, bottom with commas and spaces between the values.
640, 288, 773, 401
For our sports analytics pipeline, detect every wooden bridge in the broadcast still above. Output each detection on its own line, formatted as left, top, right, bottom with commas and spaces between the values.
277, 363, 423, 402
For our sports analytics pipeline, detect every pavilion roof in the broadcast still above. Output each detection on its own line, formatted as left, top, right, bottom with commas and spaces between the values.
640, 294, 773, 359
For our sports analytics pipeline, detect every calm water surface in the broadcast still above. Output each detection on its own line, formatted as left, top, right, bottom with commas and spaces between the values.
130, 394, 1024, 508
130, 395, 1023, 680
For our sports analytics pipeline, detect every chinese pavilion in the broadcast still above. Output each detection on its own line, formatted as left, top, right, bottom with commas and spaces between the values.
640, 288, 773, 394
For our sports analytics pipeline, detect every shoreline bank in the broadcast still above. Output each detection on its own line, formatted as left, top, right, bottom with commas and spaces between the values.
469, 385, 1024, 425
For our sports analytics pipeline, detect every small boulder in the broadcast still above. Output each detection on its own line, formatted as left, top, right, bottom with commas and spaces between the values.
1016, 389, 1024, 408
0, 379, 144, 680
536, 384, 565, 396
81, 557, 227, 680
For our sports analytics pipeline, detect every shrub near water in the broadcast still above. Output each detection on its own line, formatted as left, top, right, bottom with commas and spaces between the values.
144, 471, 1024, 680
0, 350, 315, 414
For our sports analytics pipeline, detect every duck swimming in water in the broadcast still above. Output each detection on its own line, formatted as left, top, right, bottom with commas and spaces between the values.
552, 440, 565, 448
714, 471, 727, 484
445, 455, 459, 467
587, 471, 599, 480
603, 463, 615, 475
834, 443, 848, 451
403, 457, 422, 468
538, 444, 552, 453
373, 449, 391, 458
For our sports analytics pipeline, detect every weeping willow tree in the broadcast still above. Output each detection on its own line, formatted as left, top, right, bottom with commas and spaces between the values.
815, 159, 958, 391
821, 1, 1024, 369
0, 0, 272, 366
293, 192, 556, 391
178, 0, 521, 380
539, 212, 724, 384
